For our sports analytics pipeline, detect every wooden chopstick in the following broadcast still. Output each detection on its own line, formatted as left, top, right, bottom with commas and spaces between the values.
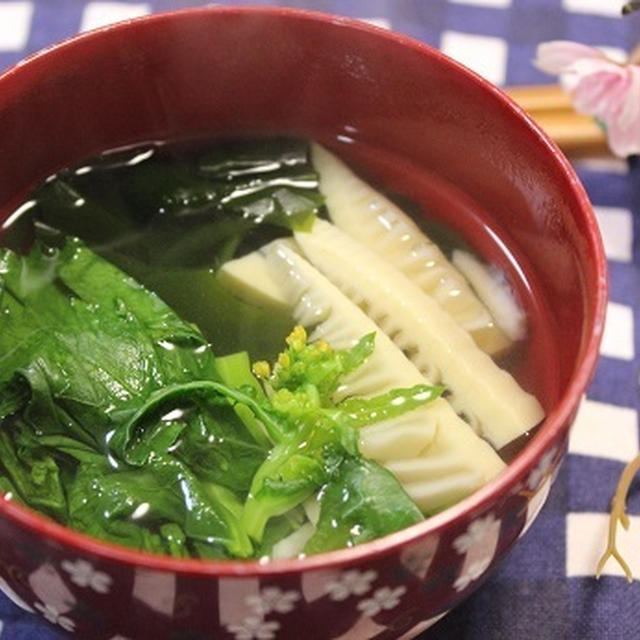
504, 84, 574, 114
504, 84, 609, 157
528, 111, 608, 157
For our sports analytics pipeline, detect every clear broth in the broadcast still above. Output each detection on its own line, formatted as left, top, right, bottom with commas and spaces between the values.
2, 136, 558, 461
0, 136, 557, 557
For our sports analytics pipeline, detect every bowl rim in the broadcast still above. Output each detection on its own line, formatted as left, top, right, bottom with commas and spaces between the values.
0, 4, 608, 577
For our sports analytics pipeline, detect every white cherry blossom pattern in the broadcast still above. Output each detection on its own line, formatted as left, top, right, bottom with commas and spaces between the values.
356, 586, 407, 617
324, 569, 377, 601
452, 513, 499, 555
34, 602, 76, 632
453, 555, 492, 592
61, 559, 112, 594
245, 586, 301, 616
400, 537, 439, 579
452, 512, 501, 594
527, 447, 559, 491
226, 616, 280, 640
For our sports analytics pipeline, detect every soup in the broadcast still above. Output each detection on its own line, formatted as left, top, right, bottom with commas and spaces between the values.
0, 137, 550, 560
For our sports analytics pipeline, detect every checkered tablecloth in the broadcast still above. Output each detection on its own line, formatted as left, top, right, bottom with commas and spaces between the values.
0, 1, 638, 638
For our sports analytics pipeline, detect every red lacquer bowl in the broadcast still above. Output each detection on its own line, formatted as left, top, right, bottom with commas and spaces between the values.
0, 7, 606, 639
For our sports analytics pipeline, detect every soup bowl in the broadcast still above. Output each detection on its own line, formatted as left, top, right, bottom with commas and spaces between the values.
0, 7, 606, 639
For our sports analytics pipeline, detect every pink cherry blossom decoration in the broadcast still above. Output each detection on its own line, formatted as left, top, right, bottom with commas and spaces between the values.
535, 40, 640, 157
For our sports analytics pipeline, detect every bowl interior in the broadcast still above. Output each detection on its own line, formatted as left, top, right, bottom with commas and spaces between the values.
0, 7, 606, 571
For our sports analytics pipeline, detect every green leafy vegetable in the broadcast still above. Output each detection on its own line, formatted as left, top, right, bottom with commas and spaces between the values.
0, 166, 442, 558
0, 428, 66, 518
0, 239, 266, 558
305, 458, 425, 554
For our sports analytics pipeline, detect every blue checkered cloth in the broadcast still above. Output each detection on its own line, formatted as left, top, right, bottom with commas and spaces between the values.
0, 1, 639, 638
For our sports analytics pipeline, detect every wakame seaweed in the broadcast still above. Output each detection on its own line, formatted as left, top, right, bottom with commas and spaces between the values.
0, 239, 437, 558
30, 137, 323, 266
13, 137, 326, 361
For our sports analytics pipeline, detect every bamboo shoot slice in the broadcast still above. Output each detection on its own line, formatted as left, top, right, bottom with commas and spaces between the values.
216, 238, 298, 311
311, 143, 511, 355
293, 220, 544, 450
452, 249, 525, 341
265, 242, 505, 513
271, 523, 315, 559
385, 413, 506, 512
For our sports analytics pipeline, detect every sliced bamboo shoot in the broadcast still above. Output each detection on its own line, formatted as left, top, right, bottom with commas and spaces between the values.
216, 238, 298, 311
311, 143, 512, 355
385, 414, 507, 511
271, 523, 315, 559
452, 249, 525, 341
293, 220, 544, 450
265, 242, 505, 514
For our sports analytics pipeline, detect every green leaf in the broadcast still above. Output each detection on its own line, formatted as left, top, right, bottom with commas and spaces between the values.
214, 351, 265, 399
31, 435, 107, 466
0, 475, 25, 505
242, 446, 323, 542
0, 378, 30, 420
305, 458, 423, 554
242, 416, 354, 542
338, 383, 444, 428
67, 457, 254, 559
0, 427, 66, 518
159, 523, 189, 558
108, 380, 283, 462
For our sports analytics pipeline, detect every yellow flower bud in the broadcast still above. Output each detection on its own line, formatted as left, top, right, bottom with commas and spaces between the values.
252, 361, 271, 379
286, 325, 307, 350
278, 352, 291, 368
314, 339, 331, 354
